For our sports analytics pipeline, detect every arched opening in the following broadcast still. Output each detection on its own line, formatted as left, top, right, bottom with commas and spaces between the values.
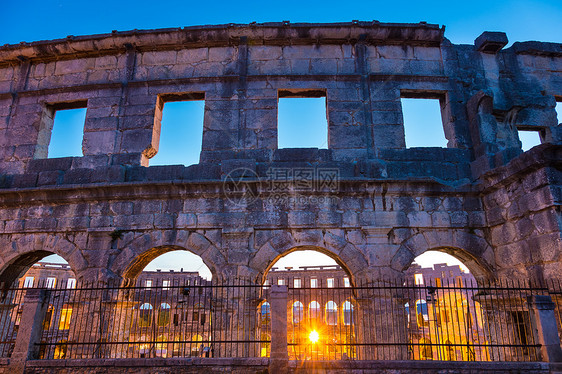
260, 247, 357, 360
261, 246, 355, 287
406, 250, 485, 362
121, 246, 214, 288
1, 252, 76, 290
158, 303, 171, 326
0, 252, 76, 358
292, 301, 304, 324
122, 249, 213, 359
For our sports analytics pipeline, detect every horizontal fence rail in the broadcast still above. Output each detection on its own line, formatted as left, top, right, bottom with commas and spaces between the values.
0, 278, 560, 362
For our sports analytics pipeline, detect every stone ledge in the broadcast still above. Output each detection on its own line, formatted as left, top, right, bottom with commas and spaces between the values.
0, 22, 444, 64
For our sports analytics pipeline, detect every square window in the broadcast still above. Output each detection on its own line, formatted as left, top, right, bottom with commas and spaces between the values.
278, 90, 328, 149
401, 97, 447, 148
151, 94, 204, 166
414, 274, 424, 285
277, 279, 285, 286
145, 280, 152, 288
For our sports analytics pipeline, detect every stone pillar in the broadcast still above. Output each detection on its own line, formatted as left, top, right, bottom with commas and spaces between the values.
527, 295, 562, 362
108, 287, 136, 358
355, 294, 375, 360
9, 289, 48, 374
269, 285, 288, 372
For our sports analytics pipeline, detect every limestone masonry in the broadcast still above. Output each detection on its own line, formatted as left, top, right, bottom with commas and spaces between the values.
0, 21, 560, 288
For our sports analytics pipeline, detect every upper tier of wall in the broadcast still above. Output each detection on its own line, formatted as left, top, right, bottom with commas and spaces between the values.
0, 22, 560, 185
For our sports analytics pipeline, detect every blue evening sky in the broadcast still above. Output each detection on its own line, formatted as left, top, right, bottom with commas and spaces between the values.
10, 0, 562, 275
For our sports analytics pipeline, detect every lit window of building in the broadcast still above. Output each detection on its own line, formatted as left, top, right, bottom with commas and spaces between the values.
46, 277, 56, 288
66, 278, 76, 289
58, 307, 72, 330
277, 279, 285, 286
294, 278, 301, 288
23, 276, 34, 288
414, 273, 424, 285
325, 301, 338, 325
145, 280, 152, 288
434, 278, 441, 287
310, 278, 318, 288
327, 278, 334, 288
163, 280, 170, 290
344, 277, 350, 287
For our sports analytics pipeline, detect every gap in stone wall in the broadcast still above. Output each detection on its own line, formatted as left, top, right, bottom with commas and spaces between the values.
48, 108, 86, 158
278, 97, 328, 149
150, 101, 204, 166
517, 129, 542, 152
401, 98, 447, 148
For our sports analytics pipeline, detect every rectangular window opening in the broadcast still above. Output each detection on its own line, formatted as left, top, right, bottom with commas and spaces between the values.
66, 278, 76, 289
400, 96, 447, 148
517, 128, 542, 152
150, 93, 205, 167
23, 277, 34, 288
46, 277, 56, 289
48, 103, 87, 158
310, 278, 318, 288
278, 90, 328, 149
556, 100, 562, 125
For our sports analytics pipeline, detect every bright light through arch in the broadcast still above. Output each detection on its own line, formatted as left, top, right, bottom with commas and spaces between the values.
143, 250, 212, 280
272, 250, 338, 270
413, 251, 470, 273
309, 330, 319, 343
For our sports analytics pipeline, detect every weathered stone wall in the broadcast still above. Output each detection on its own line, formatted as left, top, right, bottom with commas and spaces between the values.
0, 22, 560, 287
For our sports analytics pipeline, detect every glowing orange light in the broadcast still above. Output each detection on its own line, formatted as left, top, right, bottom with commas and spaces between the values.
309, 330, 319, 343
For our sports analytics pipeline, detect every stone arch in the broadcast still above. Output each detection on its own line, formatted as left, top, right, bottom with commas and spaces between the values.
0, 233, 88, 289
111, 230, 226, 286
251, 230, 368, 286
391, 229, 496, 284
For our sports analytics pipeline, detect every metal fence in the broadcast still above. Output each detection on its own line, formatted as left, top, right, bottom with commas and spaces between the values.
0, 278, 558, 362
6, 279, 271, 360
286, 278, 547, 362
0, 286, 26, 358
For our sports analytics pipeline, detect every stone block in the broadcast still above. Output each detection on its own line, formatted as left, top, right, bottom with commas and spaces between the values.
11, 173, 38, 188
27, 157, 73, 173
145, 165, 185, 181
112, 153, 144, 166
475, 32, 508, 53
176, 213, 197, 228
62, 168, 93, 184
